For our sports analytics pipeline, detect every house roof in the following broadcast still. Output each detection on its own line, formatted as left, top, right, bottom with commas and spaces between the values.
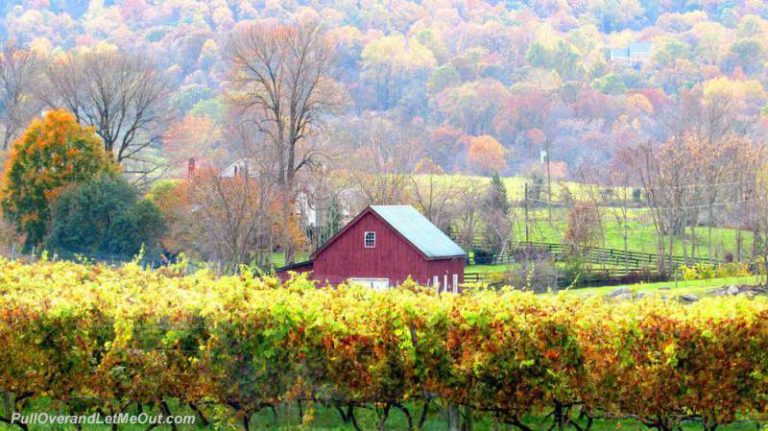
629, 42, 652, 54
609, 48, 630, 59
369, 205, 466, 258
220, 158, 257, 178
311, 205, 466, 261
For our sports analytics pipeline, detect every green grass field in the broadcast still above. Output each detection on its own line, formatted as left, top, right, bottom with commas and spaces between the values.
411, 174, 626, 203
415, 174, 752, 261
510, 207, 752, 259
566, 275, 763, 297
3, 399, 763, 430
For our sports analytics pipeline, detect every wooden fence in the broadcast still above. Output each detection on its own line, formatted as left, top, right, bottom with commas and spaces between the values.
463, 267, 667, 288
468, 241, 724, 269
464, 241, 730, 288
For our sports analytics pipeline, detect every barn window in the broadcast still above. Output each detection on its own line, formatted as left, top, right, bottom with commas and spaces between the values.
364, 231, 376, 248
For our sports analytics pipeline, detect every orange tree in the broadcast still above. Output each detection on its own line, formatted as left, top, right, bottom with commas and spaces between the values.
0, 109, 118, 249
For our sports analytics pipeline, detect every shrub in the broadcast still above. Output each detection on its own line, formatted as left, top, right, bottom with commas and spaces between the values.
679, 262, 750, 280
46, 174, 165, 260
563, 203, 601, 251
715, 262, 751, 278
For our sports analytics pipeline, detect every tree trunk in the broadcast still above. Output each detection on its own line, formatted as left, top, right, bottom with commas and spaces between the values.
668, 234, 675, 277
708, 204, 714, 263
462, 405, 474, 431
447, 403, 460, 431
281, 186, 295, 265
690, 225, 696, 264
657, 227, 666, 274
160, 400, 178, 431
377, 403, 391, 431
2, 392, 12, 422
553, 403, 564, 431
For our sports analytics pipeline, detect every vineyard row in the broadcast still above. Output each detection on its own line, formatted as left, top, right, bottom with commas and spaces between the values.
0, 258, 767, 430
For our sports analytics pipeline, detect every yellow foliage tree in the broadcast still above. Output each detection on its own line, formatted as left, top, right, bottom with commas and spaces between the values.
1, 109, 119, 249
467, 135, 506, 174
703, 76, 766, 109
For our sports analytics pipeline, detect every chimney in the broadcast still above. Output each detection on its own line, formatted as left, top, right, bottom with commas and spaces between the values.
187, 157, 196, 178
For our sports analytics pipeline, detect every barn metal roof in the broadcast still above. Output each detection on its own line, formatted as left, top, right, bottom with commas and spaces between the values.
370, 205, 466, 259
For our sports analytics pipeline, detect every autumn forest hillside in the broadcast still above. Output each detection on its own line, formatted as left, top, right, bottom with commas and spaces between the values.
4, 1, 768, 273
3, 0, 768, 176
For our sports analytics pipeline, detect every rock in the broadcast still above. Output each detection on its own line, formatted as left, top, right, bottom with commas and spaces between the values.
636, 291, 647, 299
679, 293, 699, 303
658, 287, 671, 290
613, 293, 634, 301
727, 285, 740, 295
608, 287, 632, 298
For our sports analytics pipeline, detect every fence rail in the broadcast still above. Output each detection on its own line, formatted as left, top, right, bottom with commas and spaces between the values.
468, 241, 725, 269
463, 267, 667, 288
464, 241, 734, 288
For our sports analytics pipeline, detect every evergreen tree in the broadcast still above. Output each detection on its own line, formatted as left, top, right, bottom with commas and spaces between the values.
47, 174, 165, 260
483, 174, 512, 255
321, 194, 342, 244
486, 174, 510, 215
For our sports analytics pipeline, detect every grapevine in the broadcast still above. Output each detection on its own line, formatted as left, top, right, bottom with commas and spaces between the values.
0, 258, 767, 430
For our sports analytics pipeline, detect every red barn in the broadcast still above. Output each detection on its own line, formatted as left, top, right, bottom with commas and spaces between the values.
277, 205, 466, 291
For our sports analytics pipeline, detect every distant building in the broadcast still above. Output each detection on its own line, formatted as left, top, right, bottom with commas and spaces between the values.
208, 158, 363, 244
220, 158, 257, 178
277, 205, 466, 291
609, 42, 652, 68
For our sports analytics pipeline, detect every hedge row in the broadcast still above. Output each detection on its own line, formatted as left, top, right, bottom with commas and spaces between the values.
1, 258, 768, 430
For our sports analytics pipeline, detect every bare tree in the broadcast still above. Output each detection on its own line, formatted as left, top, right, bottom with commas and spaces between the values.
345, 117, 421, 205
690, 136, 749, 262
227, 19, 341, 189
622, 138, 696, 273
571, 162, 609, 249
40, 49, 169, 182
226, 19, 341, 263
0, 42, 41, 149
452, 182, 486, 252
730, 142, 765, 265
188, 123, 279, 267
411, 160, 456, 232
186, 164, 276, 267
609, 163, 633, 271
563, 202, 601, 252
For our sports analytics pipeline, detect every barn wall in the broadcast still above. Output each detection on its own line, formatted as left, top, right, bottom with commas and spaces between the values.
312, 212, 464, 288
425, 257, 465, 292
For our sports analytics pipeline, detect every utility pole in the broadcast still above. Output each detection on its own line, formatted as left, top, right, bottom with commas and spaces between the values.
524, 182, 530, 243
546, 139, 553, 224
524, 182, 531, 274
